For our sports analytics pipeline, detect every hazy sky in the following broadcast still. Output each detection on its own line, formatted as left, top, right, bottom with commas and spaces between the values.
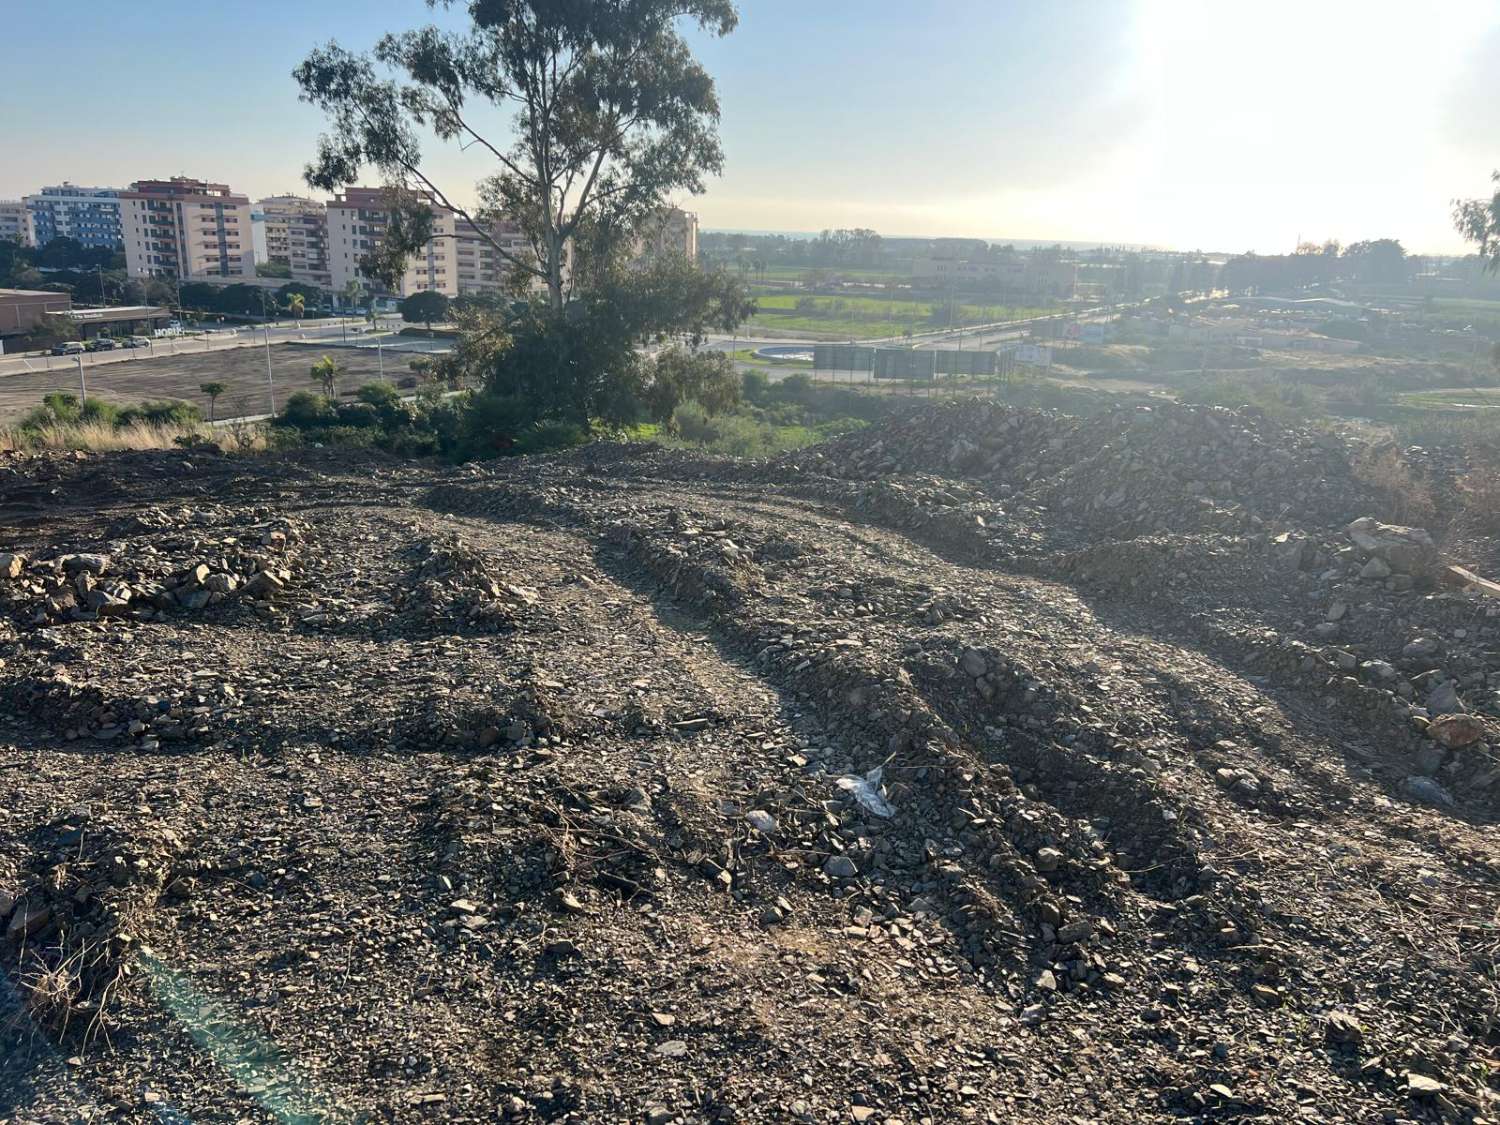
3, 0, 1496, 253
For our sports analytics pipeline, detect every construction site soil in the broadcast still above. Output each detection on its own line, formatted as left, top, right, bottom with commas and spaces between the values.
2, 400, 1500, 1124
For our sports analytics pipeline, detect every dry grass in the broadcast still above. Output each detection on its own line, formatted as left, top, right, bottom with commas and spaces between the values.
0, 420, 272, 454
1351, 443, 1439, 528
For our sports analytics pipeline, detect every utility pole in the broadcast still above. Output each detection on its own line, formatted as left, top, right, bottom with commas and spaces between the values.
263, 326, 276, 414
76, 354, 87, 404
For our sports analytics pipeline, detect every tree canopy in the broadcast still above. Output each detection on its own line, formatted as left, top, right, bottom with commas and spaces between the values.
295, 0, 738, 310
400, 289, 451, 329
1455, 172, 1500, 270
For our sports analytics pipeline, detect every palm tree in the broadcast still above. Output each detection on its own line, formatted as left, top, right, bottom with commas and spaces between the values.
199, 381, 227, 423
309, 355, 342, 399
286, 292, 306, 321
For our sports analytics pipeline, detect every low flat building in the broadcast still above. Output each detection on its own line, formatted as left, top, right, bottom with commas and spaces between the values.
65, 305, 171, 340
0, 288, 72, 337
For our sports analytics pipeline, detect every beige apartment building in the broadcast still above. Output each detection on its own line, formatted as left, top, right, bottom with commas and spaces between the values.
256, 195, 331, 287
0, 201, 32, 246
635, 206, 698, 264
120, 178, 254, 279
328, 187, 554, 300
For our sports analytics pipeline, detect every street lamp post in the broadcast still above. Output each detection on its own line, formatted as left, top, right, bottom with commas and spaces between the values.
263, 326, 276, 415
76, 354, 87, 404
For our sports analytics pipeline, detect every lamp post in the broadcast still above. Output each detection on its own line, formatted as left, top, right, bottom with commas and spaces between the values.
263, 326, 276, 415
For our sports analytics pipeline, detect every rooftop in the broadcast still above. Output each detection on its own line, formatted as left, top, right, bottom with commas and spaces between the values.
66, 305, 170, 322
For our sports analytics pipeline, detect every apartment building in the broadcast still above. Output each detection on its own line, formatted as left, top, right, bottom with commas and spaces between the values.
327, 187, 397, 296
120, 178, 254, 279
635, 206, 699, 264
328, 187, 552, 299
255, 195, 331, 287
0, 201, 31, 247
24, 185, 124, 250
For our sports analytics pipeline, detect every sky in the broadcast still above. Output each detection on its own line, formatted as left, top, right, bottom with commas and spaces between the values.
2, 0, 1497, 254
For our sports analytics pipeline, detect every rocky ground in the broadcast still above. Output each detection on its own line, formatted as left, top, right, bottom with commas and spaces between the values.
2, 401, 1500, 1124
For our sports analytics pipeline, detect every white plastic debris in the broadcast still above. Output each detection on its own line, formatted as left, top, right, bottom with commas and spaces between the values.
745, 809, 778, 834
836, 766, 895, 818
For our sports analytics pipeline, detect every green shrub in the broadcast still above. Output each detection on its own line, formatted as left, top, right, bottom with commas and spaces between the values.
280, 391, 335, 429
116, 399, 202, 427
514, 419, 590, 455
79, 399, 120, 426
741, 370, 769, 399
355, 381, 401, 407
334, 402, 382, 429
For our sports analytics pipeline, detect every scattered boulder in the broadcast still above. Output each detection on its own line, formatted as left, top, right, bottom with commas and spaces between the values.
1345, 517, 1437, 577
1428, 713, 1486, 749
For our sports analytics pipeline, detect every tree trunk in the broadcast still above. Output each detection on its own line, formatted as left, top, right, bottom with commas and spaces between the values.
547, 230, 565, 313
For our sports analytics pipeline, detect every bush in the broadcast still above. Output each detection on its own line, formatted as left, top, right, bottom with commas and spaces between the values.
672, 400, 719, 444
115, 399, 202, 427
334, 402, 382, 429
279, 391, 335, 429
643, 347, 739, 422
514, 419, 591, 455
356, 381, 401, 407
741, 370, 769, 399
79, 399, 120, 426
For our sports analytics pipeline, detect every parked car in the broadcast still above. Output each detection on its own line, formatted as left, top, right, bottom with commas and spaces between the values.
125, 336, 153, 349
50, 341, 85, 356
85, 338, 116, 352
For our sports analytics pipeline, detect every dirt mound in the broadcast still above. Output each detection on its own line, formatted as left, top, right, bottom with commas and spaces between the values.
4, 813, 184, 1040
2, 434, 1499, 1123
0, 503, 306, 629
785, 399, 1380, 541
391, 534, 544, 634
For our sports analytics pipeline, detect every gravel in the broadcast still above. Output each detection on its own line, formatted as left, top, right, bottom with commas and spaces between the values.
2, 404, 1499, 1123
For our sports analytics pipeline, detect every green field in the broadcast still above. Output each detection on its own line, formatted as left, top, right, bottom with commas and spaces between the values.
745, 291, 1056, 339
751, 265, 908, 284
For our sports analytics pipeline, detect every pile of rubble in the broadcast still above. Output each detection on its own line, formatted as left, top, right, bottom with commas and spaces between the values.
3, 813, 185, 1037
1057, 510, 1500, 806
392, 534, 543, 633
786, 400, 1378, 541
0, 504, 305, 628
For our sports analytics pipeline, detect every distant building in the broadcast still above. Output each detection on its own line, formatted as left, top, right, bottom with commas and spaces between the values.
633, 206, 699, 265
0, 201, 31, 247
255, 195, 332, 287
911, 248, 1076, 300
23, 185, 124, 251
327, 187, 554, 300
0, 288, 72, 339
120, 178, 254, 279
